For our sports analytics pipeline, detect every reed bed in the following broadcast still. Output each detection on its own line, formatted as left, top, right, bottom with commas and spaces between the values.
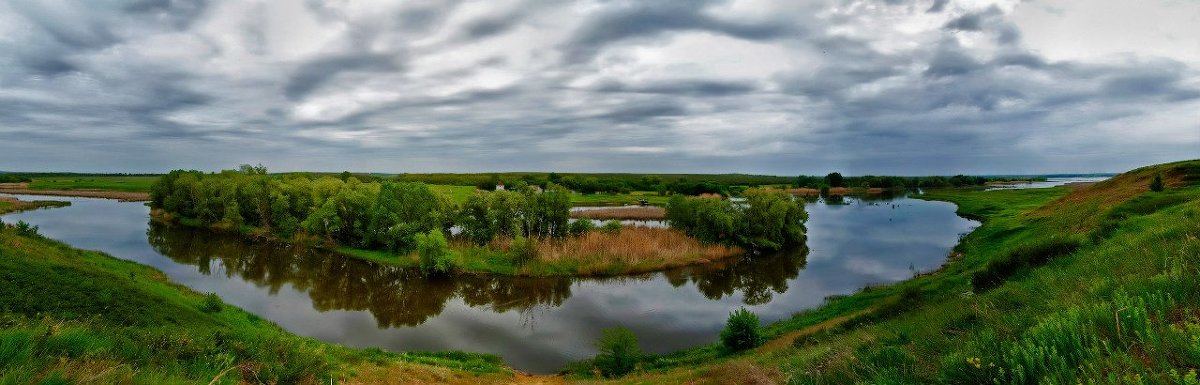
532, 227, 742, 275
570, 206, 666, 220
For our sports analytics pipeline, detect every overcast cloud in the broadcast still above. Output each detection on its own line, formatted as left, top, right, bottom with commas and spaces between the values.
0, 0, 1197, 175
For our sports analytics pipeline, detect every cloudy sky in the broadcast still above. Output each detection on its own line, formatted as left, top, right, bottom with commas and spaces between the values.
1, 0, 1197, 175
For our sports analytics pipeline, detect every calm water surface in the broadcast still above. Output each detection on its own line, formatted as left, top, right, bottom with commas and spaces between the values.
1, 193, 976, 373
985, 176, 1111, 190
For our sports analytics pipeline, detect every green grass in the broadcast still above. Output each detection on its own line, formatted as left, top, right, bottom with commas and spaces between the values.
0, 199, 70, 215
0, 223, 508, 384
429, 185, 478, 204
568, 192, 671, 207
28, 176, 159, 193
574, 159, 1200, 384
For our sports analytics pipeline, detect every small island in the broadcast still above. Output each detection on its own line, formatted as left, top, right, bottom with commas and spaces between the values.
148, 166, 808, 277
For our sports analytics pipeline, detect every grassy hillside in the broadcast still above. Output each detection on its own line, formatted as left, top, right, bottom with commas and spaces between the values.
573, 160, 1200, 384
0, 220, 512, 384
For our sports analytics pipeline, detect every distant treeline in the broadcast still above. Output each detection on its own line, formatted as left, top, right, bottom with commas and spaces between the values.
0, 172, 162, 178
0, 175, 32, 183
793, 173, 1049, 190
393, 172, 794, 195
150, 166, 573, 255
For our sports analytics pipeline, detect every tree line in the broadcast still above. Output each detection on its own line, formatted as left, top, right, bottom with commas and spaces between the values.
793, 172, 1044, 190
666, 188, 808, 251
149, 166, 574, 257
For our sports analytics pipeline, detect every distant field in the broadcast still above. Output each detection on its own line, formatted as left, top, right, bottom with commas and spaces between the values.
569, 191, 670, 206
428, 185, 669, 206
429, 185, 477, 204
28, 176, 159, 192
15, 175, 673, 207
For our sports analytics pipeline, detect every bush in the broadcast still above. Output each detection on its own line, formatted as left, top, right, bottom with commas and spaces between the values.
1150, 174, 1164, 192
416, 229, 455, 275
569, 219, 595, 237
720, 307, 764, 352
600, 220, 623, 234
200, 293, 223, 313
971, 238, 1081, 291
14, 221, 38, 237
509, 235, 538, 264
593, 327, 641, 378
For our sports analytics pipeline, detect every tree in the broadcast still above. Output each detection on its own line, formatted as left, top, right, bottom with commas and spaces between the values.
739, 188, 808, 250
1150, 174, 1164, 192
720, 307, 763, 352
458, 193, 495, 245
824, 172, 845, 188
416, 229, 454, 275
593, 327, 641, 377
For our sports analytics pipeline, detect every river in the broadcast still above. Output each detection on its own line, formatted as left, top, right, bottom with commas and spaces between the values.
1, 193, 976, 373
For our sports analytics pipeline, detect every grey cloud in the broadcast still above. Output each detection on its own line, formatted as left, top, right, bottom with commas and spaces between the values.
592, 101, 689, 124
561, 1, 798, 63
927, 0, 948, 13
944, 13, 984, 31
0, 0, 1198, 175
284, 53, 404, 100
590, 79, 758, 97
924, 42, 982, 77
121, 0, 210, 29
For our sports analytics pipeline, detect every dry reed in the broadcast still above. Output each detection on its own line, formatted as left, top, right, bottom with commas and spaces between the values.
570, 206, 666, 220
533, 227, 742, 274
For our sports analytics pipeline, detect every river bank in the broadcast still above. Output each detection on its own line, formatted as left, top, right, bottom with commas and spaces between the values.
0, 183, 149, 201
0, 195, 70, 214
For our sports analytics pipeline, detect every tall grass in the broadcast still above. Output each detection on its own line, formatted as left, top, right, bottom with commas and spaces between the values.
570, 206, 666, 220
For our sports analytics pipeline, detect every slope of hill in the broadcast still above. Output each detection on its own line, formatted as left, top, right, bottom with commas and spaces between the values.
573, 159, 1200, 384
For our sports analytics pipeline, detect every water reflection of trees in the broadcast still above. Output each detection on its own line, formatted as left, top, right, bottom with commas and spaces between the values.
663, 247, 809, 305
147, 222, 809, 325
148, 223, 574, 327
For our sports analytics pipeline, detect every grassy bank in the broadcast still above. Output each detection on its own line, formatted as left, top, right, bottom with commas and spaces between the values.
28, 176, 159, 193
0, 219, 516, 384
569, 159, 1200, 383
0, 196, 70, 215
340, 226, 743, 277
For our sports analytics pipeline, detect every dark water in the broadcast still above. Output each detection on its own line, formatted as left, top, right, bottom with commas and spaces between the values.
1, 193, 976, 373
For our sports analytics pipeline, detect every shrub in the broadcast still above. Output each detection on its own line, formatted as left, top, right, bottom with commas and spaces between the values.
600, 220, 623, 234
200, 293, 223, 313
569, 219, 595, 237
593, 327, 641, 378
971, 238, 1081, 291
1150, 173, 1164, 192
14, 221, 38, 237
509, 235, 538, 264
720, 307, 764, 352
416, 229, 455, 275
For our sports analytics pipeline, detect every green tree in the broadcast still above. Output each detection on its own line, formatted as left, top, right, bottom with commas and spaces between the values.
720, 307, 763, 352
1150, 174, 1164, 192
593, 327, 641, 378
416, 229, 454, 275
458, 193, 495, 245
739, 188, 808, 250
825, 172, 845, 188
